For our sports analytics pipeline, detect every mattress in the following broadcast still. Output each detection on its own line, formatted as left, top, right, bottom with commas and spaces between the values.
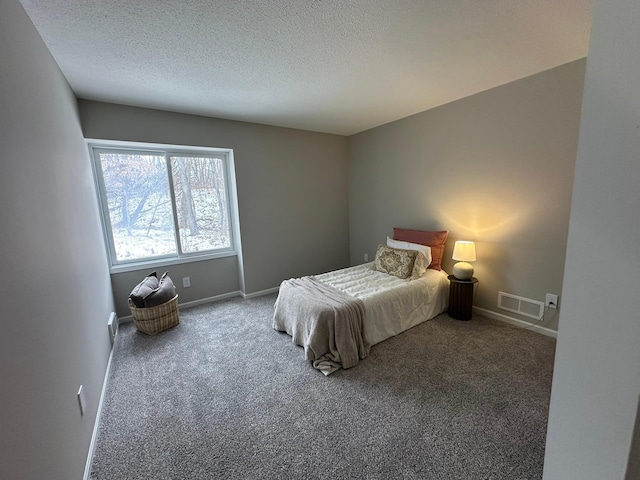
313, 262, 450, 346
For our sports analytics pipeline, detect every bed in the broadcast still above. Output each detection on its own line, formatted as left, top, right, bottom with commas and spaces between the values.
273, 228, 450, 375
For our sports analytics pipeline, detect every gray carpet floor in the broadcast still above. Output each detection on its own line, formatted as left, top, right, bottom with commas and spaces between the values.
90, 294, 555, 480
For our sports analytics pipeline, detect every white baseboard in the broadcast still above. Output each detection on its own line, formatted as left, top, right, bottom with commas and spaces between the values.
179, 291, 243, 309
472, 306, 557, 339
118, 291, 245, 323
83, 333, 117, 480
241, 286, 280, 299
118, 288, 281, 323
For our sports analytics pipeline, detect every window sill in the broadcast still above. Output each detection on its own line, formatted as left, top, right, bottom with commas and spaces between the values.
109, 250, 238, 274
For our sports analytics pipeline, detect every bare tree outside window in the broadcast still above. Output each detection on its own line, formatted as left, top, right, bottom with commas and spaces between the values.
100, 152, 176, 261
92, 146, 234, 266
170, 156, 231, 253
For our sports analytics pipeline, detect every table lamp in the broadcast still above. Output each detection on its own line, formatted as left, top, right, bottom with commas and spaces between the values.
452, 241, 476, 280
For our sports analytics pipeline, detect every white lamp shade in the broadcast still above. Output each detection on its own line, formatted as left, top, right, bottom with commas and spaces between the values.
452, 241, 476, 262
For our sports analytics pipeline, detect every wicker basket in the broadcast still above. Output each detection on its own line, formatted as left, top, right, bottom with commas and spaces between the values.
129, 295, 179, 335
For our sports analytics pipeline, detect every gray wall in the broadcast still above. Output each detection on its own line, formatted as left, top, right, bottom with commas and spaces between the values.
0, 1, 115, 479
543, 0, 640, 478
79, 101, 350, 316
349, 59, 586, 331
110, 257, 240, 318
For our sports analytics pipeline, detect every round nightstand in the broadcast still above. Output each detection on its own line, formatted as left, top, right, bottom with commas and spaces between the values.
447, 275, 478, 321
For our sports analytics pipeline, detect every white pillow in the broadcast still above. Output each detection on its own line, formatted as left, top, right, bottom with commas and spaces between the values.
386, 237, 433, 278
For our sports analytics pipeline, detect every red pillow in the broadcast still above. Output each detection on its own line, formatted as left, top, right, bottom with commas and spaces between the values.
393, 228, 449, 270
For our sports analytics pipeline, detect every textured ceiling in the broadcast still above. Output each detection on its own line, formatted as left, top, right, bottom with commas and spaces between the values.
18, 0, 592, 135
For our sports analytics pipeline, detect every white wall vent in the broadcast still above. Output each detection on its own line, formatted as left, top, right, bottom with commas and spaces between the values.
108, 312, 119, 345
497, 292, 544, 320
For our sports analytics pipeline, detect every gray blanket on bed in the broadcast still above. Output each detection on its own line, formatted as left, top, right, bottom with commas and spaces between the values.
273, 276, 370, 375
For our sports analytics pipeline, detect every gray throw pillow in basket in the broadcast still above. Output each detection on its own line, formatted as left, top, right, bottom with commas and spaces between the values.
143, 272, 177, 308
128, 272, 159, 308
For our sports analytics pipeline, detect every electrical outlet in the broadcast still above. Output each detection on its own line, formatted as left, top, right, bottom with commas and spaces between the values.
545, 293, 559, 309
182, 277, 191, 288
364, 253, 369, 262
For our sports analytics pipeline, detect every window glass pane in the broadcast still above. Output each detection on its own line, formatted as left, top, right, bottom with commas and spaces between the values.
170, 156, 231, 253
98, 152, 177, 262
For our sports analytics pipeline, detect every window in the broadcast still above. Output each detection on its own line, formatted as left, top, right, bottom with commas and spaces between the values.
89, 142, 237, 269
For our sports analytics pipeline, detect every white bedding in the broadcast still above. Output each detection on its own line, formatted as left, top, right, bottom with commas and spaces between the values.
313, 263, 450, 346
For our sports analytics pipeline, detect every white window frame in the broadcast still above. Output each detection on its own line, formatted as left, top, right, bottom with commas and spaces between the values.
87, 139, 240, 273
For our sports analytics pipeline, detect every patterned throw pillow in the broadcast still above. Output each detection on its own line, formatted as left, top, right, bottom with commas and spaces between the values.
372, 245, 418, 279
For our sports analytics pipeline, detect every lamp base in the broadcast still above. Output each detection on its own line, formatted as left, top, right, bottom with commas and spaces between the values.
452, 262, 474, 280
